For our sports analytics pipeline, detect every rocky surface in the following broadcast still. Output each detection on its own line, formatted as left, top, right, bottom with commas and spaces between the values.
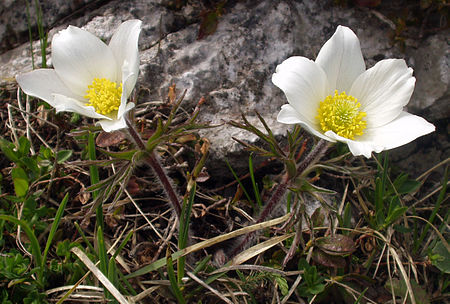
0, 0, 101, 54
0, 0, 448, 177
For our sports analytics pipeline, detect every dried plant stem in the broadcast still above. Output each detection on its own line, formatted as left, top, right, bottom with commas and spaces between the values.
125, 117, 182, 218
231, 139, 329, 257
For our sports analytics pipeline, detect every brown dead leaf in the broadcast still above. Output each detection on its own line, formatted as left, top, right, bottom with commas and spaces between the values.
126, 177, 140, 196
96, 130, 126, 147
175, 133, 198, 144
76, 191, 90, 205
315, 234, 356, 256
196, 168, 210, 183
36, 104, 48, 127
167, 84, 177, 104
200, 138, 210, 155
312, 249, 347, 268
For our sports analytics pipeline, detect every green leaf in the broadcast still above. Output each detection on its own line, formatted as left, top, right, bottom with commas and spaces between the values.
430, 241, 450, 274
0, 215, 43, 285
18, 136, 31, 157
99, 148, 138, 161
392, 173, 421, 195
393, 224, 412, 233
397, 179, 421, 194
385, 278, 430, 304
0, 137, 19, 163
308, 282, 325, 295
11, 167, 29, 197
299, 180, 336, 194
56, 150, 73, 164
39, 146, 53, 160
275, 275, 289, 296
21, 157, 40, 176
383, 205, 407, 229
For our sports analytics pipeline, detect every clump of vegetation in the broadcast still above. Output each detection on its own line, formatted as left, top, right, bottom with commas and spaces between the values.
1, 80, 447, 303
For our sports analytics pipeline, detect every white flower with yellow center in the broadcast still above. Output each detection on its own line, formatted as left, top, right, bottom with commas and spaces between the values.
273, 25, 435, 158
16, 20, 142, 132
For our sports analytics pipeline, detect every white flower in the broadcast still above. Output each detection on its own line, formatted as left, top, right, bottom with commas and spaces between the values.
16, 20, 142, 132
273, 25, 435, 158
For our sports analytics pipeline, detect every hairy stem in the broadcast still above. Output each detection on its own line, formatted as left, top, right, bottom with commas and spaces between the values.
125, 117, 182, 218
296, 139, 329, 176
231, 139, 329, 257
145, 152, 182, 217
231, 179, 288, 257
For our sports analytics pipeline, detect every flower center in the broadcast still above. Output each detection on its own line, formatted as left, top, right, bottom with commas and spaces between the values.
316, 90, 367, 140
84, 78, 122, 115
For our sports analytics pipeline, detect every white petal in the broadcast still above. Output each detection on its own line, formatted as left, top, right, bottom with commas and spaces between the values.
363, 111, 435, 150
97, 116, 127, 132
52, 25, 118, 95
123, 102, 135, 115
350, 59, 415, 128
272, 56, 328, 122
325, 111, 435, 158
109, 19, 142, 96
325, 131, 382, 158
277, 105, 334, 142
16, 69, 80, 105
52, 94, 109, 120
315, 25, 365, 93
118, 68, 135, 118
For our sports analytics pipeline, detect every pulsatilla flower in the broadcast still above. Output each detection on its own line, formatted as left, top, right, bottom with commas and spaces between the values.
17, 20, 142, 132
273, 25, 435, 158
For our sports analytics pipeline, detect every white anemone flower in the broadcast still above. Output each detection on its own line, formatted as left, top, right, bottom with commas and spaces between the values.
16, 19, 142, 132
273, 25, 435, 158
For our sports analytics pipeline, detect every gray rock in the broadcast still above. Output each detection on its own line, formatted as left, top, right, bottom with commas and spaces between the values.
0, 0, 98, 54
0, 0, 447, 177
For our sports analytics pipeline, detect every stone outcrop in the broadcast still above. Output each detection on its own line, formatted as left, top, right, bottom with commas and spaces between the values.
1, 0, 448, 176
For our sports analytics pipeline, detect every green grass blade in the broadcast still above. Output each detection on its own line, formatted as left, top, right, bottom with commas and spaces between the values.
34, 0, 47, 68
74, 222, 97, 257
414, 165, 448, 253
225, 159, 254, 208
97, 225, 108, 276
107, 258, 118, 301
193, 255, 212, 275
43, 193, 69, 263
24, 0, 35, 69
354, 287, 368, 304
178, 182, 196, 284
249, 154, 262, 208
374, 152, 388, 228
117, 269, 137, 296
88, 132, 100, 201
112, 230, 133, 260
167, 256, 186, 304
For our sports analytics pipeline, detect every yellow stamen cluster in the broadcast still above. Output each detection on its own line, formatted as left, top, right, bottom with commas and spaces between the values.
316, 90, 367, 140
84, 78, 122, 115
